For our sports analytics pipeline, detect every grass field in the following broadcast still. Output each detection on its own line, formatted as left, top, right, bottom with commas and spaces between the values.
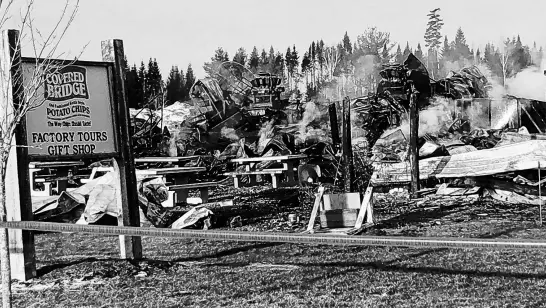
10, 189, 546, 307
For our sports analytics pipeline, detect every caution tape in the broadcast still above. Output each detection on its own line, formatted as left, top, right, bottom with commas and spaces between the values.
1, 221, 546, 250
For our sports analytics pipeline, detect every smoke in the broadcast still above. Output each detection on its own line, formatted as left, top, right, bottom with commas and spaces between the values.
480, 58, 546, 129
257, 119, 275, 153
298, 101, 321, 136
354, 55, 378, 80
505, 64, 546, 101
220, 127, 240, 141
442, 59, 474, 78
391, 97, 453, 138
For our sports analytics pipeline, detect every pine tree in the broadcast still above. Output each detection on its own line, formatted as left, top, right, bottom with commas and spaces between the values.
126, 64, 143, 108
395, 44, 403, 64
248, 46, 260, 72
310, 41, 317, 87
301, 52, 311, 86
165, 66, 184, 106
531, 42, 540, 66
260, 48, 269, 72
475, 48, 481, 64
268, 46, 276, 73
203, 47, 229, 77
233, 47, 247, 66
285, 47, 293, 88
138, 61, 147, 103
145, 58, 163, 108
483, 43, 493, 65
317, 40, 325, 82
453, 28, 472, 61
184, 64, 196, 100
381, 43, 391, 64
214, 47, 230, 62
415, 43, 424, 62
424, 8, 443, 78
442, 36, 451, 61
274, 51, 284, 77
291, 45, 299, 72
510, 35, 531, 74
403, 42, 412, 61
342, 31, 352, 54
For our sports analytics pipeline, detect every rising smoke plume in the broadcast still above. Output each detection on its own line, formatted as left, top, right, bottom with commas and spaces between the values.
220, 127, 240, 141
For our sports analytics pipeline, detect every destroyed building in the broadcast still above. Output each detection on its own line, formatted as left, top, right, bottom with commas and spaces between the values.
360, 54, 546, 206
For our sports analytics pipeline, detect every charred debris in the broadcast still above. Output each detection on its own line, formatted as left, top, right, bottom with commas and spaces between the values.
131, 55, 546, 207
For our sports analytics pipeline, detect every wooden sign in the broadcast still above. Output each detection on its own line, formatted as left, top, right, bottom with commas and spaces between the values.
22, 60, 119, 159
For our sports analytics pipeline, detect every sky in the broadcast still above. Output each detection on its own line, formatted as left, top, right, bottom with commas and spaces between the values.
3, 0, 546, 79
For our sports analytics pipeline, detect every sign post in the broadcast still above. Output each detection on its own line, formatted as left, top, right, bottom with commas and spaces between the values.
101, 39, 142, 259
1, 29, 36, 281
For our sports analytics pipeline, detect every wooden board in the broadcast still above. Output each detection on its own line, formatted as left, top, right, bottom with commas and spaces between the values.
168, 182, 219, 190
305, 186, 325, 232
135, 156, 205, 163
136, 166, 206, 175
354, 186, 374, 229
231, 154, 307, 163
224, 169, 285, 176
29, 161, 84, 168
322, 193, 361, 211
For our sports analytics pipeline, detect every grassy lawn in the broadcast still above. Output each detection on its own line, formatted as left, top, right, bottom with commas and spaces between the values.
10, 188, 546, 307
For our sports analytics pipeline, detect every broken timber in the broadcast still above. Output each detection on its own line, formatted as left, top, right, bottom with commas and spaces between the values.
329, 102, 340, 150
342, 96, 355, 193
409, 85, 420, 198
304, 186, 374, 235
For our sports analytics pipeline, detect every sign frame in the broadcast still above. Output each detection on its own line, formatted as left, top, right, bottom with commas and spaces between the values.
3, 30, 142, 282
21, 57, 122, 161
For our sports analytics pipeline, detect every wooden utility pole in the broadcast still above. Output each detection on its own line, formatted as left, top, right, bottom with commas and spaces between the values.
409, 83, 420, 198
341, 97, 355, 193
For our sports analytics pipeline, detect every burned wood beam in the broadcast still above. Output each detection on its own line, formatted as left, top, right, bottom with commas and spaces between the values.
328, 103, 340, 150
468, 177, 541, 196
521, 104, 544, 133
409, 86, 420, 198
342, 96, 355, 193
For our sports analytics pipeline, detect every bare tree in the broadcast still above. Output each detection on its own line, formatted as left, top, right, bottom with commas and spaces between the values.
323, 46, 341, 81
498, 40, 515, 87
0, 1, 80, 307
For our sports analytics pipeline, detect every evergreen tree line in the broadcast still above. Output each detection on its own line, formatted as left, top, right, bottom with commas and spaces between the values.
203, 8, 544, 100
124, 57, 196, 109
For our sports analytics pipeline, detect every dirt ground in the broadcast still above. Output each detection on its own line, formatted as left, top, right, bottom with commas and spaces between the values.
11, 185, 546, 308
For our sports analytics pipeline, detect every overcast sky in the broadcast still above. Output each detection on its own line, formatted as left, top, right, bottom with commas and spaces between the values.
4, 0, 546, 79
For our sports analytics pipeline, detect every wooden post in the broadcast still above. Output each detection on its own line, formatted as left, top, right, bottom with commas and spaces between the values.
409, 86, 420, 198
328, 103, 340, 151
101, 39, 142, 260
305, 186, 325, 233
341, 97, 355, 193
539, 161, 543, 227
0, 29, 37, 281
